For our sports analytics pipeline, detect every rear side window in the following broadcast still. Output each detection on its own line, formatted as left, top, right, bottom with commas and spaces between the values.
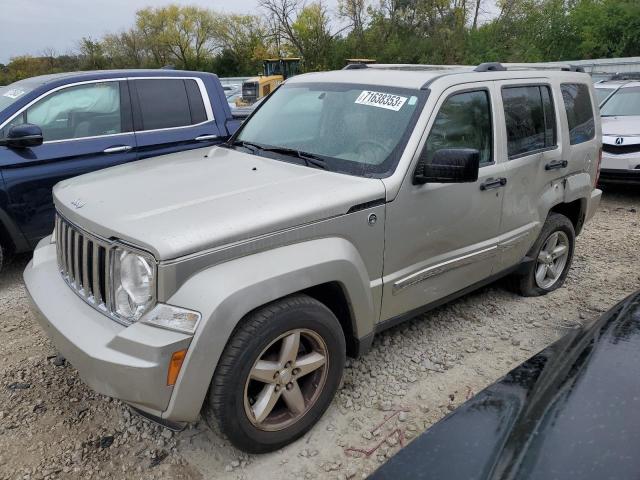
502, 85, 556, 158
561, 83, 595, 144
134, 79, 208, 131
185, 79, 207, 124
424, 90, 493, 166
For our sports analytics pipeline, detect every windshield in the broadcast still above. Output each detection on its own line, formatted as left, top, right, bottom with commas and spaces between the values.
234, 83, 426, 177
600, 87, 640, 116
0, 80, 35, 111
595, 87, 615, 105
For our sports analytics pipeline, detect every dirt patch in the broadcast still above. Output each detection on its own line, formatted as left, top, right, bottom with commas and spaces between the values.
1, 188, 638, 480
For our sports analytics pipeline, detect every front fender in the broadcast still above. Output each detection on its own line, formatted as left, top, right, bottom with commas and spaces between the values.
160, 237, 376, 421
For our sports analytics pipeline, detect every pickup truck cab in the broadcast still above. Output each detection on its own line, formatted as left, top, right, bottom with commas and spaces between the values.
0, 69, 243, 270
24, 63, 602, 453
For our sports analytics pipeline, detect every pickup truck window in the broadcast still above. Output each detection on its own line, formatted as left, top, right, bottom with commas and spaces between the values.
234, 83, 426, 177
8, 81, 123, 142
134, 79, 207, 131
423, 90, 492, 167
502, 85, 556, 158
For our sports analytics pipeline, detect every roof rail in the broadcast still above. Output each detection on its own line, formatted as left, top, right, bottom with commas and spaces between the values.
474, 62, 507, 72
475, 62, 585, 73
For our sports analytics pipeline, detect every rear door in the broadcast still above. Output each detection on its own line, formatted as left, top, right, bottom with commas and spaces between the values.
493, 81, 564, 270
0, 79, 136, 245
130, 77, 222, 159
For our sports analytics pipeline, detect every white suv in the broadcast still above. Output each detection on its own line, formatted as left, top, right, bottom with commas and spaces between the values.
595, 79, 640, 185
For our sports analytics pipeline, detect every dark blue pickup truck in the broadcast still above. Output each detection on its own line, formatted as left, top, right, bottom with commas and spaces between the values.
0, 69, 244, 270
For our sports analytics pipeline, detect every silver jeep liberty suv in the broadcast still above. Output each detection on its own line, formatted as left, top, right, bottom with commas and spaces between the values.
25, 62, 602, 453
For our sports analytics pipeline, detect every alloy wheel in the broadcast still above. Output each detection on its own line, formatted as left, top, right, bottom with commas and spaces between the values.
535, 231, 570, 289
243, 329, 329, 431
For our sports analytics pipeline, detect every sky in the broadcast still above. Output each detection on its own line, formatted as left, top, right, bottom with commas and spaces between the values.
0, 0, 339, 64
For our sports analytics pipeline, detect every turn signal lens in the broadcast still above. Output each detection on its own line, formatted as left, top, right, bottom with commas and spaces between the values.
167, 349, 187, 386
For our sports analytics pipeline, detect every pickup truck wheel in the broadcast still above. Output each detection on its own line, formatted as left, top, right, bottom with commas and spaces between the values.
509, 213, 575, 297
207, 294, 346, 453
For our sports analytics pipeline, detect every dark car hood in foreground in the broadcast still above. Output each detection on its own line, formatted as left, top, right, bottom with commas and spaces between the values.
371, 291, 640, 480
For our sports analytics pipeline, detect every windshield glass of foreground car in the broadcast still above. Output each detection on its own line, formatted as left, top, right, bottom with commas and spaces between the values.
600, 87, 640, 116
235, 83, 427, 177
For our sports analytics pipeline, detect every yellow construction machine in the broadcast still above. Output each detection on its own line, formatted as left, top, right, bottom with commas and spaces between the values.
237, 58, 301, 107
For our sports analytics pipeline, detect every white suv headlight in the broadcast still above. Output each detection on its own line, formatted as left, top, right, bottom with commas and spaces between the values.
112, 246, 156, 322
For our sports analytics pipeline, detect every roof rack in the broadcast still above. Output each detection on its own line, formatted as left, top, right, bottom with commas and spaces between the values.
343, 61, 587, 73
475, 62, 585, 73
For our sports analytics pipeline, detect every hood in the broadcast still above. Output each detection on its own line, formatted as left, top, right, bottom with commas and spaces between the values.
601, 116, 640, 137
54, 146, 385, 260
372, 292, 640, 480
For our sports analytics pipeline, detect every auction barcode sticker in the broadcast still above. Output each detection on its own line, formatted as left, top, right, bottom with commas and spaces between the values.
2, 88, 26, 99
355, 90, 407, 111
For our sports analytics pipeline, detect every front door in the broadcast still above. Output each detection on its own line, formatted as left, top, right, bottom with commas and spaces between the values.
381, 84, 506, 322
0, 80, 136, 245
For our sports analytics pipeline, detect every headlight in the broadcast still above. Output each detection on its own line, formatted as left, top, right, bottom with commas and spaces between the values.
112, 247, 156, 322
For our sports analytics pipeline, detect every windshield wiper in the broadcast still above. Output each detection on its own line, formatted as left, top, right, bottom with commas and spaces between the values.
228, 140, 328, 169
226, 139, 261, 153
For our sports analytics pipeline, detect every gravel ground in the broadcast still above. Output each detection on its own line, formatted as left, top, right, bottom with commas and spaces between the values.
1, 188, 638, 480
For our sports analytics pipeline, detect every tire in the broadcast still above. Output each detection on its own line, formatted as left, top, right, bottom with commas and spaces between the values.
509, 213, 575, 297
206, 294, 346, 453
0, 243, 3, 274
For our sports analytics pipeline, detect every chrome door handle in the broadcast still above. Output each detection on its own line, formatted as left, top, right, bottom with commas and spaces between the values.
480, 177, 507, 191
195, 134, 219, 142
545, 160, 568, 170
103, 145, 133, 154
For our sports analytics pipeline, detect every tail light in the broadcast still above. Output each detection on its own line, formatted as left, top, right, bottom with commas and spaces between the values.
594, 147, 602, 187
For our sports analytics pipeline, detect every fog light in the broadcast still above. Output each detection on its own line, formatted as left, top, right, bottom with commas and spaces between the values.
167, 350, 187, 386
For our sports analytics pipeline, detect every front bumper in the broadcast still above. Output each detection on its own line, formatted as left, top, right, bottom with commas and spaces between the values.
600, 149, 640, 185
24, 239, 192, 417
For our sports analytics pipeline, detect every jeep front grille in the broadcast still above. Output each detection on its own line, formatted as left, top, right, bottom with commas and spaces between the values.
55, 214, 112, 313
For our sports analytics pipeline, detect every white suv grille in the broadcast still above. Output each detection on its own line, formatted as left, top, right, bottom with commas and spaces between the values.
55, 214, 113, 313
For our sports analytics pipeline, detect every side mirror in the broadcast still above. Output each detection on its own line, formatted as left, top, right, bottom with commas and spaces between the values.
2, 124, 44, 149
413, 148, 480, 185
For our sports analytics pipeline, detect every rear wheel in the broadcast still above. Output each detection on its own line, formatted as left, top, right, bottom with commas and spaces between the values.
206, 294, 346, 453
509, 213, 575, 297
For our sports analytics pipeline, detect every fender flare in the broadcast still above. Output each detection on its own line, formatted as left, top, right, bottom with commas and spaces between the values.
160, 237, 376, 421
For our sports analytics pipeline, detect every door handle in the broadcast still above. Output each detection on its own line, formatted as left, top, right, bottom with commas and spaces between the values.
545, 160, 568, 170
195, 134, 219, 142
480, 177, 507, 191
103, 145, 133, 154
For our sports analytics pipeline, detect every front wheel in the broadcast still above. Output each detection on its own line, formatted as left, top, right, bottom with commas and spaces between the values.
206, 294, 346, 453
509, 213, 575, 297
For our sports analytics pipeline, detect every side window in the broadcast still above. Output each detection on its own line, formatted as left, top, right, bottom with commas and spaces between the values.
502, 85, 556, 158
561, 83, 595, 145
135, 79, 208, 131
423, 90, 493, 167
185, 79, 208, 124
12, 82, 122, 142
